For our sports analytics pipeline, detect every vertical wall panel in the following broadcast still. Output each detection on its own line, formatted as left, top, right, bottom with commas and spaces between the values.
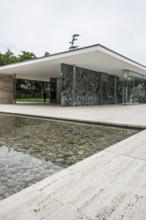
0, 74, 14, 104
61, 63, 119, 107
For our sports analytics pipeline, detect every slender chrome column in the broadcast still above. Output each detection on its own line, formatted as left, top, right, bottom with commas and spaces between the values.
132, 76, 134, 103
114, 75, 117, 104
73, 65, 76, 106
100, 74, 103, 104
122, 74, 125, 104
13, 74, 16, 104
126, 79, 128, 104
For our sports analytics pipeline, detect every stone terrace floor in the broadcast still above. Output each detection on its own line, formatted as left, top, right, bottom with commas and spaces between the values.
0, 103, 146, 127
0, 103, 146, 220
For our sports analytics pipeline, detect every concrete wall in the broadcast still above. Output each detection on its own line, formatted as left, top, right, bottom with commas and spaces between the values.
61, 63, 120, 107
0, 74, 14, 104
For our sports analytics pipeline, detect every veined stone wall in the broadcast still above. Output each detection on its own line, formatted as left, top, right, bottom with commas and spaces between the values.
61, 63, 120, 107
75, 66, 102, 106
61, 64, 74, 106
0, 74, 14, 104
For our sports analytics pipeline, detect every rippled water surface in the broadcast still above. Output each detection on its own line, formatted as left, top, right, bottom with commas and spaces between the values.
0, 114, 139, 200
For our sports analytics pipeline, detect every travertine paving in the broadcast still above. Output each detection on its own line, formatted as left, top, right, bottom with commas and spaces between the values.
0, 103, 146, 127
0, 114, 137, 201
0, 104, 146, 220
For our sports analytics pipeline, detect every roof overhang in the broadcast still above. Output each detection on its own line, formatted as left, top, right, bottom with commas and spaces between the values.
0, 44, 146, 81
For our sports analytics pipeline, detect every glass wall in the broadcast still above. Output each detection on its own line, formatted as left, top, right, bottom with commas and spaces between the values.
122, 70, 146, 104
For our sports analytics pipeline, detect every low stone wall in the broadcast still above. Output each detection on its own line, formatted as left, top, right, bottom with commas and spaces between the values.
61, 63, 120, 107
0, 74, 14, 104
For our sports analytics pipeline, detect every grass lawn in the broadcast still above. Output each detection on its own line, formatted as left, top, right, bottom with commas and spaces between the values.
16, 98, 49, 102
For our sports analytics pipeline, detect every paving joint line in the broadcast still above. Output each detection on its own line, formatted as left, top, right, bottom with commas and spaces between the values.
104, 149, 146, 162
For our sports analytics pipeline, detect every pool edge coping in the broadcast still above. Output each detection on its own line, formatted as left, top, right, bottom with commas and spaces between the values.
0, 111, 144, 130
0, 112, 146, 219
0, 128, 146, 218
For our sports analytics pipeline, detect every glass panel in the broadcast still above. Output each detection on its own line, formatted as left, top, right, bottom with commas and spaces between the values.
122, 70, 143, 104
133, 74, 143, 103
122, 70, 132, 104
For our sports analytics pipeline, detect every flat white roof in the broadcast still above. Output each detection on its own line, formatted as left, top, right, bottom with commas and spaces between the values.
0, 44, 146, 81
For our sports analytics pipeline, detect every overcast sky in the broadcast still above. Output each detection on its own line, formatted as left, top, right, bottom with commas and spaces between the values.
0, 0, 146, 64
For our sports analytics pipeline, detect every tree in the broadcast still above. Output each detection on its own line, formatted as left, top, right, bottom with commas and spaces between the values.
15, 51, 37, 97
18, 51, 36, 62
0, 50, 36, 66
44, 51, 50, 57
0, 49, 50, 99
0, 49, 17, 66
69, 34, 80, 50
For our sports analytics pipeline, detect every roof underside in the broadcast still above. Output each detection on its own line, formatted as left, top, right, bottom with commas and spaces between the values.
0, 44, 146, 81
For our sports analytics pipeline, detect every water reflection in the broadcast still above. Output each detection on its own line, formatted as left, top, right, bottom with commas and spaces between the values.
0, 114, 139, 200
0, 145, 62, 200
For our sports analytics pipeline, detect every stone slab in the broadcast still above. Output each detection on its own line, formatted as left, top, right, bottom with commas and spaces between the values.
0, 105, 146, 219
0, 74, 13, 104
0, 130, 146, 219
105, 129, 146, 160
0, 104, 146, 128
0, 186, 89, 220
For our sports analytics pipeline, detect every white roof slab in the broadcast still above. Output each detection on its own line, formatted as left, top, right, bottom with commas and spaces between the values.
0, 44, 146, 81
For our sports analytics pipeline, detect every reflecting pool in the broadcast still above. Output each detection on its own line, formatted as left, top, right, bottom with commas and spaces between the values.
0, 114, 139, 200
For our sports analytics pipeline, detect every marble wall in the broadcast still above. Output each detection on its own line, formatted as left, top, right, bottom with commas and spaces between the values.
61, 64, 74, 106
61, 63, 119, 107
0, 74, 14, 104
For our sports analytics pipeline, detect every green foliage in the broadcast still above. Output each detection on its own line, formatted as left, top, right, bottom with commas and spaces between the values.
0, 49, 37, 66
0, 49, 17, 65
16, 98, 46, 102
0, 49, 50, 100
44, 51, 50, 57
18, 51, 36, 62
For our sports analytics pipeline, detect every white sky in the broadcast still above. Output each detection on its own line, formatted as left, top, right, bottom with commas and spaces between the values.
0, 0, 146, 64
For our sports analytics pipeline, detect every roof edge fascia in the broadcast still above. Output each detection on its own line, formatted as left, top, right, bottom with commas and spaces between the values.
98, 45, 146, 70
0, 44, 101, 70
0, 44, 145, 71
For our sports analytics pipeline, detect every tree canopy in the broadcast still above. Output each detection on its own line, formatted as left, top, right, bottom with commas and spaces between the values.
0, 49, 36, 66
0, 49, 50, 99
0, 49, 17, 65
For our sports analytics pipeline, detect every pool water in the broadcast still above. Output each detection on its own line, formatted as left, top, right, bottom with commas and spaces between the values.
0, 114, 139, 200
